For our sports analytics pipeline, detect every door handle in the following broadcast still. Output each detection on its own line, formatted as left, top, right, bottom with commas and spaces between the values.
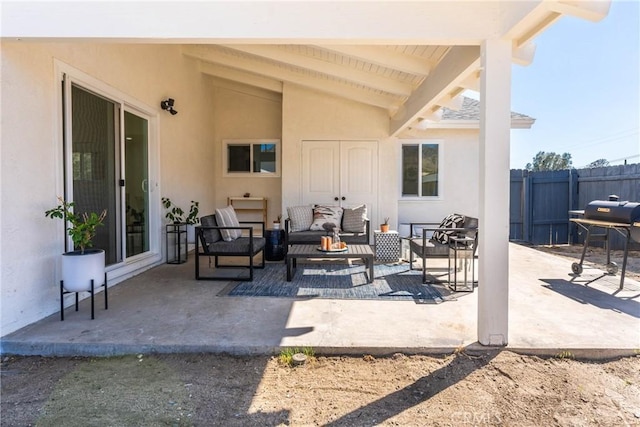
142, 179, 148, 192
341, 197, 346, 201
334, 197, 339, 201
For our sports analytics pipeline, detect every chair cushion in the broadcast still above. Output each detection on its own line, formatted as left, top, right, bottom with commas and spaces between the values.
432, 213, 465, 244
409, 237, 450, 257
215, 206, 242, 241
342, 205, 367, 233
310, 205, 343, 231
200, 214, 221, 246
287, 205, 313, 232
206, 237, 266, 254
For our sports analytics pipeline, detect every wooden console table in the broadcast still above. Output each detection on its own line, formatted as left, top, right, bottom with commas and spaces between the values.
228, 196, 268, 224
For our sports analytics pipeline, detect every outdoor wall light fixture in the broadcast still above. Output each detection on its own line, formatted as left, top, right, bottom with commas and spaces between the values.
160, 98, 178, 115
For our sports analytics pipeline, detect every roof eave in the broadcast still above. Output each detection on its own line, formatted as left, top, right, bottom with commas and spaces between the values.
419, 118, 536, 130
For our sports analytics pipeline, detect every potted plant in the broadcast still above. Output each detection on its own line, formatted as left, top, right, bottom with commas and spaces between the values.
45, 197, 107, 292
162, 197, 200, 243
380, 217, 390, 233
273, 214, 282, 230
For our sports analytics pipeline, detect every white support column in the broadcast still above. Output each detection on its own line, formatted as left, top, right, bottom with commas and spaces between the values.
478, 39, 512, 346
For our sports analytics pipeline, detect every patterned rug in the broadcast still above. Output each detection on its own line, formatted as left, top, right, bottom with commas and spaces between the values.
220, 261, 444, 303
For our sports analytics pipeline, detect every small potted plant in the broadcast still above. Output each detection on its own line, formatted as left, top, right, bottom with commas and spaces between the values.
46, 197, 107, 292
380, 217, 390, 233
273, 214, 282, 230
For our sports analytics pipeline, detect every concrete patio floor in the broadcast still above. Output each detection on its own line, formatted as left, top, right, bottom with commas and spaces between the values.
1, 243, 639, 358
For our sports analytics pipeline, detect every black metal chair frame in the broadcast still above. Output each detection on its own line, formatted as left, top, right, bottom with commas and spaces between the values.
195, 221, 266, 281
409, 222, 478, 284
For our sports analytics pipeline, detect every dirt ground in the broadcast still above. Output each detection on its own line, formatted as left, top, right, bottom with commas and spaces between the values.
1, 350, 639, 426
2, 245, 639, 426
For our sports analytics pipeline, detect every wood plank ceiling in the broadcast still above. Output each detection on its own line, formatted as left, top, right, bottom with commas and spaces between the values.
182, 43, 473, 131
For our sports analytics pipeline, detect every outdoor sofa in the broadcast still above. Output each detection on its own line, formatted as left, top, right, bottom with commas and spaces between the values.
284, 204, 370, 247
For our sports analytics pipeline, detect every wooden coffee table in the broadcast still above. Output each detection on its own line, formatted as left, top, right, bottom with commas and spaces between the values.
286, 244, 375, 283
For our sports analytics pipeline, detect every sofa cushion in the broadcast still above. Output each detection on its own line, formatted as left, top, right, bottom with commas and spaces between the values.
286, 230, 326, 244
337, 231, 368, 244
342, 205, 367, 233
310, 205, 343, 231
432, 213, 465, 244
287, 205, 313, 232
215, 205, 242, 241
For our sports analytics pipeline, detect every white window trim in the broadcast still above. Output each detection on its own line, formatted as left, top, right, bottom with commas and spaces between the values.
399, 139, 444, 200
222, 139, 281, 178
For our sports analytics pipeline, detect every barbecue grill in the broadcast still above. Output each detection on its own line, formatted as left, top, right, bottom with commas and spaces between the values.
569, 196, 640, 289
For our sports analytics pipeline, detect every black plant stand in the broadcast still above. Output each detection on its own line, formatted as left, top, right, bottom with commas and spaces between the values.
166, 223, 188, 264
60, 273, 108, 320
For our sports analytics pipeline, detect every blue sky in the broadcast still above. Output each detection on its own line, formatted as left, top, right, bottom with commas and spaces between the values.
508, 0, 639, 169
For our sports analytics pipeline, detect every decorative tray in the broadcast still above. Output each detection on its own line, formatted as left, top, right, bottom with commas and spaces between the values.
317, 246, 348, 253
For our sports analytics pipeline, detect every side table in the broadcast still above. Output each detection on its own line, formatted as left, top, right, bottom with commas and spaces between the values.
374, 230, 400, 262
166, 223, 188, 264
448, 235, 475, 292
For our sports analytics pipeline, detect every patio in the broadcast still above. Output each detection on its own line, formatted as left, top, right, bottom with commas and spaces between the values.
1, 243, 639, 358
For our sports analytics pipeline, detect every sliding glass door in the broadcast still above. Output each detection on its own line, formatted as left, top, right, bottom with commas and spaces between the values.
64, 80, 152, 265
70, 84, 121, 265
124, 111, 150, 257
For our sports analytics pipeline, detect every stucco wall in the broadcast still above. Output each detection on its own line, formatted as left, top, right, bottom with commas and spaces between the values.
0, 42, 215, 335
209, 83, 283, 223
396, 128, 481, 227
281, 83, 396, 228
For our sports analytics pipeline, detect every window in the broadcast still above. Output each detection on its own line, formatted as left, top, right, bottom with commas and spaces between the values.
401, 141, 440, 197
223, 139, 280, 177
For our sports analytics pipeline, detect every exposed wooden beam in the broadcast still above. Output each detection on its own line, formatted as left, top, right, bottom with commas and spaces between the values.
549, 0, 612, 22
1, 1, 506, 42
198, 62, 283, 94
221, 44, 412, 96
458, 71, 481, 91
317, 45, 432, 75
436, 93, 464, 111
184, 45, 398, 109
512, 41, 536, 66
390, 46, 480, 136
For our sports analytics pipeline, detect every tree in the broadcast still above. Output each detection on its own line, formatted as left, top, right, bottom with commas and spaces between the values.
525, 151, 572, 171
586, 158, 609, 168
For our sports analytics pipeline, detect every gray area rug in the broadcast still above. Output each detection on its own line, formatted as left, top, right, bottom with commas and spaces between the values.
220, 261, 444, 303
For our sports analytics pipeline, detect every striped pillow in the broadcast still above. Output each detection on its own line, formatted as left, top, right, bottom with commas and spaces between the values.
287, 205, 313, 232
215, 206, 242, 241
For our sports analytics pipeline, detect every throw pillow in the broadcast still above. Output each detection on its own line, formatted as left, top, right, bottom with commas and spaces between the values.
287, 205, 313, 232
310, 205, 344, 231
432, 213, 465, 244
342, 205, 367, 233
215, 205, 242, 241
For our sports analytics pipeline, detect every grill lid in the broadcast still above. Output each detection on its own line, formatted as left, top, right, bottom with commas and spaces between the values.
584, 200, 640, 224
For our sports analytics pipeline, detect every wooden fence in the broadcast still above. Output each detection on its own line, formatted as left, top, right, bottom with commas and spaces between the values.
510, 164, 640, 249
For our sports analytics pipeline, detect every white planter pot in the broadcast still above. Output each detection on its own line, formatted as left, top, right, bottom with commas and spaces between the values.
61, 249, 105, 292
187, 224, 196, 244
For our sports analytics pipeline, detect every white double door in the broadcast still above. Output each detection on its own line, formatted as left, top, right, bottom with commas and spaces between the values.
301, 140, 378, 227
